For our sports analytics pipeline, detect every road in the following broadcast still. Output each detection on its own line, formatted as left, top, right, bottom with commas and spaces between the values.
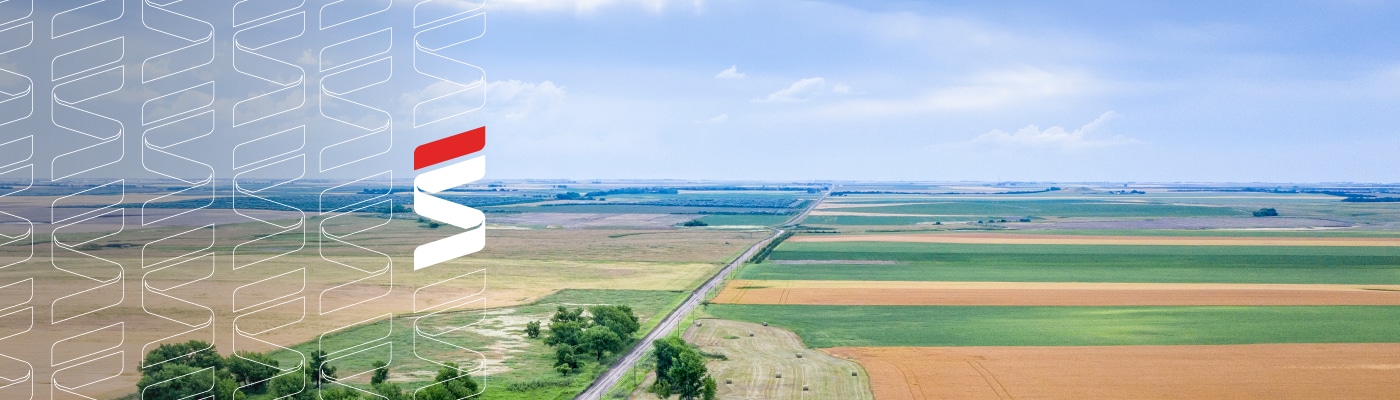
574, 190, 827, 399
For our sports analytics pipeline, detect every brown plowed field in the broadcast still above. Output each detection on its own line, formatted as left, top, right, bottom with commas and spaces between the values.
788, 233, 1400, 246
712, 280, 1400, 306
824, 344, 1400, 400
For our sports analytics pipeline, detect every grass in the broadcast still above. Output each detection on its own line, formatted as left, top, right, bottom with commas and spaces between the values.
697, 214, 791, 226
744, 242, 1400, 284
803, 216, 946, 225
706, 304, 1400, 347
836, 200, 1246, 218
262, 289, 686, 400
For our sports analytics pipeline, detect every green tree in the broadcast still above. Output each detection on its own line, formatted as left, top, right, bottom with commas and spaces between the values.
417, 363, 481, 400
668, 350, 709, 400
590, 305, 640, 339
650, 336, 687, 396
269, 366, 310, 400
141, 340, 223, 374
370, 360, 389, 385
525, 320, 541, 338
373, 382, 410, 400
545, 320, 586, 347
551, 306, 586, 323
579, 325, 623, 361
554, 344, 581, 375
309, 350, 337, 389
225, 351, 279, 392
703, 375, 717, 400
137, 364, 244, 400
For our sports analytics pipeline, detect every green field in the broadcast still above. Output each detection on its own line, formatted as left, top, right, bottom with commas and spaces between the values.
697, 214, 791, 226
262, 289, 685, 400
706, 304, 1400, 347
836, 200, 1246, 218
745, 242, 1400, 284
802, 215, 945, 225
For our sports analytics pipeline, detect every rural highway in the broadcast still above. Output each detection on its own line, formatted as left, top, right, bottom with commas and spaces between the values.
574, 190, 827, 399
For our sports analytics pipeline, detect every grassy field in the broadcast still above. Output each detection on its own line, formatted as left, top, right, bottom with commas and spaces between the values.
705, 304, 1400, 347
802, 215, 945, 225
833, 200, 1246, 218
697, 214, 791, 226
743, 241, 1400, 284
261, 290, 687, 400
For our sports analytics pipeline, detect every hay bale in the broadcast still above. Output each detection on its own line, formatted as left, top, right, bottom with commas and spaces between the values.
803, 385, 809, 391
775, 372, 782, 378
725, 379, 732, 385
796, 354, 803, 358
851, 371, 858, 377
748, 331, 754, 337
763, 322, 768, 326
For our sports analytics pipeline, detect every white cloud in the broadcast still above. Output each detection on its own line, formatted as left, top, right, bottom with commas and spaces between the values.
831, 83, 851, 94
693, 113, 728, 124
968, 111, 1136, 150
486, 80, 566, 119
754, 77, 826, 103
820, 67, 1099, 117
715, 65, 744, 79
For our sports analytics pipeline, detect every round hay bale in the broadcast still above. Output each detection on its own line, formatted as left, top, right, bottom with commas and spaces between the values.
851, 371, 858, 377
694, 321, 702, 326
725, 379, 732, 385
762, 322, 768, 326
748, 331, 754, 337
796, 353, 803, 358
775, 372, 782, 378
803, 385, 809, 391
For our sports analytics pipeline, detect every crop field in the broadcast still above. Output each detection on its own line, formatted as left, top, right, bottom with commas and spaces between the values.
828, 200, 1246, 218
707, 187, 1400, 399
825, 344, 1400, 400
696, 214, 792, 227
712, 280, 1400, 306
705, 304, 1400, 347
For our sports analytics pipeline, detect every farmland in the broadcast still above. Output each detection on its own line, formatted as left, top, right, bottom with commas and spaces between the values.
705, 304, 1400, 347
689, 186, 1400, 400
1, 181, 814, 399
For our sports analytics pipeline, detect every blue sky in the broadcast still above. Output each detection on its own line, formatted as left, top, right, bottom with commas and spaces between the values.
4, 0, 1399, 183
473, 0, 1400, 182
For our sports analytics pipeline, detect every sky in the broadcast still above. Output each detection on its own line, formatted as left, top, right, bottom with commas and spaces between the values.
4, 0, 1400, 183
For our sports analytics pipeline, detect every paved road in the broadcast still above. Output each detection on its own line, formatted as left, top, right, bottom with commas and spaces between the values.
574, 191, 827, 399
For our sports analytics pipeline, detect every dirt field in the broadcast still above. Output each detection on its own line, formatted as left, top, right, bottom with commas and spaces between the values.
712, 280, 1400, 306
788, 233, 1400, 246
677, 319, 872, 400
825, 344, 1400, 400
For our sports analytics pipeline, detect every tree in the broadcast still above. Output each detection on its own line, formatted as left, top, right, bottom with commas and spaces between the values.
370, 360, 389, 385
309, 350, 337, 389
545, 320, 586, 347
525, 320, 541, 338
551, 306, 586, 323
226, 351, 279, 392
590, 305, 640, 339
373, 382, 410, 400
1253, 208, 1279, 217
418, 363, 481, 400
554, 344, 581, 375
650, 337, 687, 395
579, 325, 623, 361
668, 350, 709, 400
702, 375, 717, 400
269, 368, 310, 400
137, 363, 244, 400
141, 340, 223, 374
